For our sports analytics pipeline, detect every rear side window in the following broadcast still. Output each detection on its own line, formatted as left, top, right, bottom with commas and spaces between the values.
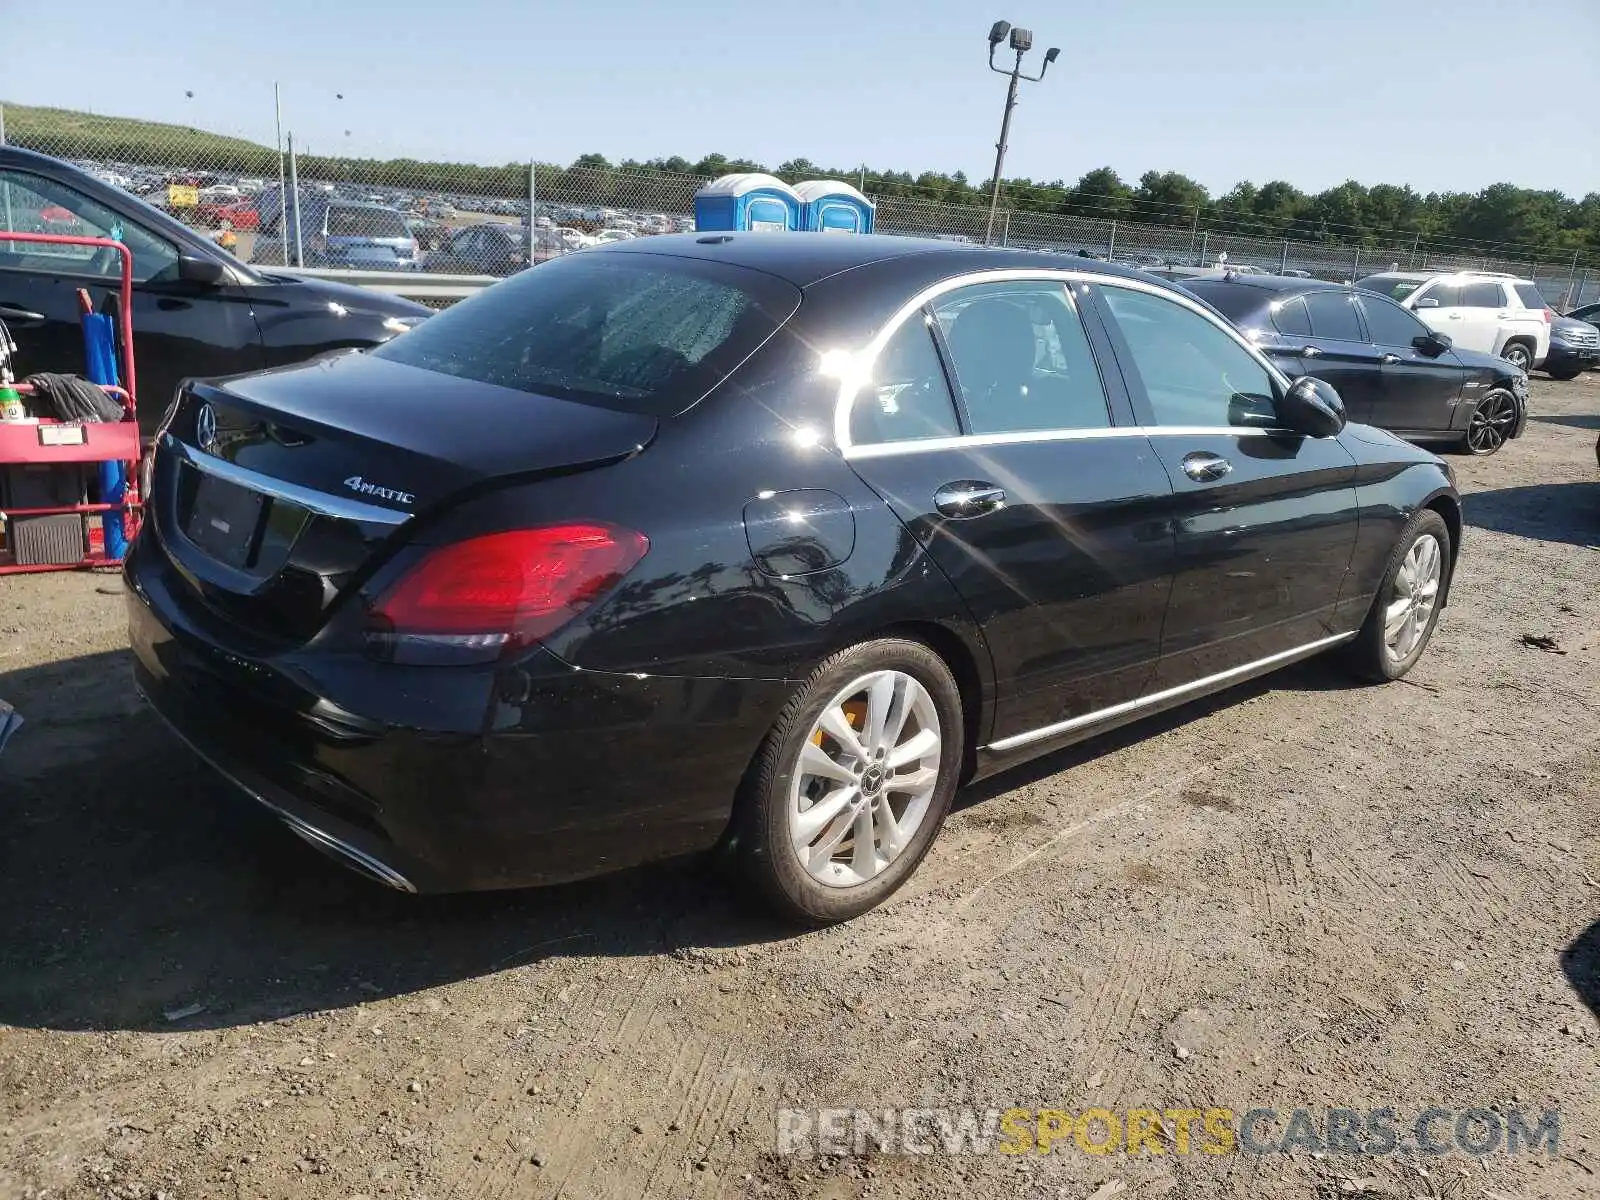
1303, 291, 1365, 341
1461, 281, 1503, 308
371, 253, 801, 415
1271, 296, 1312, 337
1513, 283, 1547, 310
850, 316, 961, 446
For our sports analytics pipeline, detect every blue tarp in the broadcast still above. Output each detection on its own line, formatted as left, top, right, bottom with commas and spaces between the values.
80, 310, 128, 559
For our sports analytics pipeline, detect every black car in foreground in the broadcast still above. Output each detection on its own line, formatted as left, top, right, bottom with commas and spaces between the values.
1183, 274, 1528, 455
127, 235, 1461, 923
0, 147, 429, 436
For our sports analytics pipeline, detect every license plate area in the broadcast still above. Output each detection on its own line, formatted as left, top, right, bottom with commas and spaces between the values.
184, 473, 267, 568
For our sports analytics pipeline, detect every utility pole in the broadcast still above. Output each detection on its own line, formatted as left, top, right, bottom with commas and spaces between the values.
982, 21, 1059, 246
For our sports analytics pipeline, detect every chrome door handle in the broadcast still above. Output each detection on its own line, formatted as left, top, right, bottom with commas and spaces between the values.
934, 481, 1006, 519
1181, 451, 1232, 483
1299, 345, 1322, 357
1379, 353, 1402, 364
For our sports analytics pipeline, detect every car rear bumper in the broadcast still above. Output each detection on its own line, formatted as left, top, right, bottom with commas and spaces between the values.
124, 535, 794, 892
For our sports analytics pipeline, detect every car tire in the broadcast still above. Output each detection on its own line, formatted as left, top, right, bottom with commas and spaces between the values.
735, 638, 964, 925
1343, 508, 1452, 684
1547, 366, 1582, 382
1459, 387, 1518, 456
1500, 341, 1533, 372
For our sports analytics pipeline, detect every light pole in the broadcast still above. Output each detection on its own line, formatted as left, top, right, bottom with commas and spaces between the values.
983, 20, 1058, 246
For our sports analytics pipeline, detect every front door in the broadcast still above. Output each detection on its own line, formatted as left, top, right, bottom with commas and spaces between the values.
1090, 281, 1361, 687
1355, 290, 1466, 433
1295, 289, 1385, 422
842, 278, 1175, 742
0, 165, 264, 433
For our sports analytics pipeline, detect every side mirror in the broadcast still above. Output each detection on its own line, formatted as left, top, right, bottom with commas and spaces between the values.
1415, 297, 1439, 309
177, 252, 227, 285
1412, 331, 1451, 357
1276, 376, 1347, 438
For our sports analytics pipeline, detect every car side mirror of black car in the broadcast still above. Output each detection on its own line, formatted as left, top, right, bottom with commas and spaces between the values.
177, 252, 228, 286
1276, 376, 1347, 437
1412, 331, 1451, 357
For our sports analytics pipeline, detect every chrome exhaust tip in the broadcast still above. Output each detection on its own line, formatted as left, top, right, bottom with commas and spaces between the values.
280, 814, 417, 893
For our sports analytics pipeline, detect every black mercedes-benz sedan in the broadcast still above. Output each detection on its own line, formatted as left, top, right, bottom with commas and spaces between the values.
127, 234, 1461, 924
1183, 274, 1527, 455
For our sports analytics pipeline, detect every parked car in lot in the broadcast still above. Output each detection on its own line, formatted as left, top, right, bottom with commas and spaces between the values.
0, 146, 429, 436
1356, 270, 1551, 372
1189, 275, 1527, 454
1542, 312, 1600, 380
253, 196, 420, 271
422, 223, 530, 275
128, 235, 1461, 923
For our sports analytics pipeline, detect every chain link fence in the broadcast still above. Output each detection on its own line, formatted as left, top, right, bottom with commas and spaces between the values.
3, 101, 1597, 310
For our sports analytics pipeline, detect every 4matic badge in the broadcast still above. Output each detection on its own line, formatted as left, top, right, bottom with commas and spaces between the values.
343, 475, 415, 506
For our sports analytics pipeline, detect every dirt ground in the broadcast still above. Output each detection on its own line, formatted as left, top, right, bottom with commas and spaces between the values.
2, 377, 1597, 1200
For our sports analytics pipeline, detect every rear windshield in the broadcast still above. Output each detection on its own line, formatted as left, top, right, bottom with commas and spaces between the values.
1179, 282, 1259, 323
327, 207, 410, 238
371, 252, 801, 415
1513, 283, 1547, 310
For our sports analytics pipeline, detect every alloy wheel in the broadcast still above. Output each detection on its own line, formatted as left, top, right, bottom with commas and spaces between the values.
1502, 344, 1530, 371
789, 670, 942, 889
1466, 391, 1516, 454
1384, 533, 1442, 663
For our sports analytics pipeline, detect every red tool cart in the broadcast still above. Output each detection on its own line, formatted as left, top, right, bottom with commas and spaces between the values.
0, 231, 143, 574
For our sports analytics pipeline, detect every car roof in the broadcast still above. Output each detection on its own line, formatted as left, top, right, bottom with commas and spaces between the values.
588, 231, 1161, 289
1184, 274, 1355, 297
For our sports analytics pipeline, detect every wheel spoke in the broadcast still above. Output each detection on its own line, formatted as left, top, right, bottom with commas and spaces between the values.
849, 806, 879, 878
1384, 597, 1412, 640
799, 741, 856, 785
807, 796, 858, 864
818, 704, 867, 760
887, 727, 940, 770
884, 766, 938, 793
874, 799, 906, 858
863, 672, 897, 754
793, 785, 857, 849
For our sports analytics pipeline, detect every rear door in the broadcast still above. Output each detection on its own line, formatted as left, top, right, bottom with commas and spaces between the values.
841, 276, 1176, 742
1355, 290, 1466, 433
0, 165, 264, 422
1298, 290, 1384, 423
1090, 281, 1360, 687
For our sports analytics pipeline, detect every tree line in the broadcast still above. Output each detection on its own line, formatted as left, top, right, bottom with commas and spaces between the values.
8, 102, 1596, 262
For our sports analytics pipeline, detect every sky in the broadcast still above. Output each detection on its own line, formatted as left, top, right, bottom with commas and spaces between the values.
2, 0, 1596, 199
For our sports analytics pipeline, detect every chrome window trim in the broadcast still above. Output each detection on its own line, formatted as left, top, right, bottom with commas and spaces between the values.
985, 631, 1357, 754
833, 268, 1295, 459
163, 434, 413, 527
844, 424, 1282, 460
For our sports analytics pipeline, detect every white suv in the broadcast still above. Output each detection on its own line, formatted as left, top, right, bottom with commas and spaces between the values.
1356, 270, 1551, 371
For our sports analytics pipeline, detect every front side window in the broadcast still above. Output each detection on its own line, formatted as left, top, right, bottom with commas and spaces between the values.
1303, 291, 1365, 341
0, 169, 179, 282
1461, 281, 1504, 308
1100, 285, 1277, 427
1416, 283, 1463, 309
371, 252, 800, 416
1358, 294, 1430, 347
931, 280, 1111, 433
850, 316, 961, 446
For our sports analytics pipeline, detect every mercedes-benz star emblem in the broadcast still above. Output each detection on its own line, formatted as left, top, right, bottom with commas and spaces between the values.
195, 402, 218, 454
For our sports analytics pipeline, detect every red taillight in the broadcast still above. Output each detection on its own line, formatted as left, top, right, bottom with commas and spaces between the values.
369, 523, 647, 661
1542, 308, 1553, 324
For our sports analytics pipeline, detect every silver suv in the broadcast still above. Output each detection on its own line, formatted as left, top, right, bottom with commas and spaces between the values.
1356, 270, 1551, 372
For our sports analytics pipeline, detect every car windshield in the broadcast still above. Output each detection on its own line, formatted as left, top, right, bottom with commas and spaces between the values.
328, 207, 409, 238
370, 252, 801, 415
1358, 276, 1422, 301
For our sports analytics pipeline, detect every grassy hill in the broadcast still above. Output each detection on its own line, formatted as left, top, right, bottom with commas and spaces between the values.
2, 102, 277, 172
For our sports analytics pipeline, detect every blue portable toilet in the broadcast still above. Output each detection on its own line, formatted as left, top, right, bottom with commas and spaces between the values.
795, 179, 875, 234
693, 173, 802, 233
